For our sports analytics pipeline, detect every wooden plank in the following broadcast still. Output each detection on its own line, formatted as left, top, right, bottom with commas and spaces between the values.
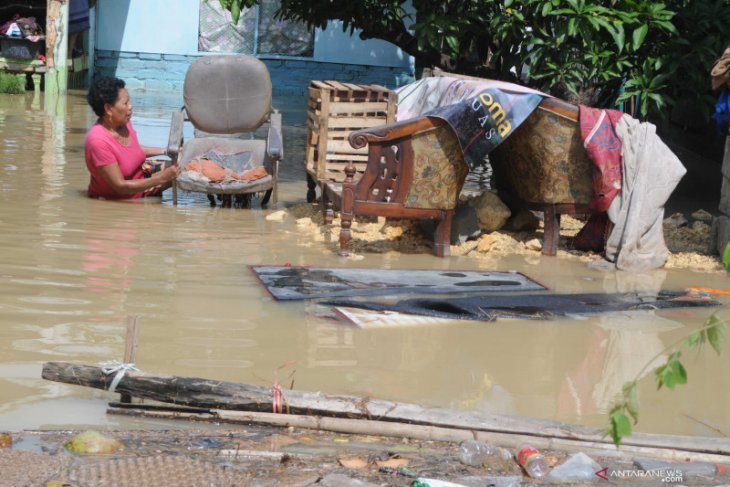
0, 60, 47, 73
328, 80, 351, 92
43, 362, 730, 458
325, 154, 369, 162
327, 117, 388, 129
386, 91, 397, 123
325, 169, 366, 180
315, 92, 330, 180
325, 140, 368, 154
342, 82, 365, 92
310, 80, 330, 90
308, 86, 323, 101
328, 101, 390, 114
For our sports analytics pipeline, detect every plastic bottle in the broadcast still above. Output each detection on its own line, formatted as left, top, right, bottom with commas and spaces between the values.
458, 439, 511, 466
517, 445, 550, 478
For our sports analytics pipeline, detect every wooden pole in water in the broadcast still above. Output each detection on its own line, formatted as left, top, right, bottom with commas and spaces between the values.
41, 361, 730, 458
120, 315, 140, 404
45, 0, 69, 95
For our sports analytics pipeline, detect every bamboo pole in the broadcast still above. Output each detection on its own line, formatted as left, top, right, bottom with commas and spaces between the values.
107, 406, 730, 464
120, 315, 140, 404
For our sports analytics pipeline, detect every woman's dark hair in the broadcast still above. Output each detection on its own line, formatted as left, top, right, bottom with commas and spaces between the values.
87, 76, 125, 117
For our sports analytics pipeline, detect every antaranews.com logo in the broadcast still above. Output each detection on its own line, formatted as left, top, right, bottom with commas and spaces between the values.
595, 467, 684, 483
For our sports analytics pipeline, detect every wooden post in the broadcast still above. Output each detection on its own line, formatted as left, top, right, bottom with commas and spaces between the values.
120, 315, 140, 403
45, 0, 69, 95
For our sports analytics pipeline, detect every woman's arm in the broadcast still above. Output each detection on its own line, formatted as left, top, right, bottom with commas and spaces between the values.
141, 146, 167, 158
97, 162, 180, 196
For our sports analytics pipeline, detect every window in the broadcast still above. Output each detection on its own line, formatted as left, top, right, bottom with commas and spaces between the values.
198, 0, 313, 57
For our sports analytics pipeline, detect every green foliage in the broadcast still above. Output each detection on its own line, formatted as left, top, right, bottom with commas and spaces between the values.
606, 314, 727, 447
0, 73, 25, 95
216, 0, 728, 118
723, 242, 730, 273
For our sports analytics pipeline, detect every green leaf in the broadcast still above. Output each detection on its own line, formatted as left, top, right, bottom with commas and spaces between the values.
622, 382, 639, 424
607, 24, 625, 52
723, 242, 730, 273
670, 359, 688, 387
706, 315, 727, 355
445, 36, 460, 55
568, 17, 577, 36
504, 0, 514, 6
610, 409, 632, 446
654, 363, 667, 390
230, 0, 241, 24
685, 330, 703, 348
632, 24, 648, 51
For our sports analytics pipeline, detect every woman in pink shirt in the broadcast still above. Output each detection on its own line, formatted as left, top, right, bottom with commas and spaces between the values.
85, 76, 179, 199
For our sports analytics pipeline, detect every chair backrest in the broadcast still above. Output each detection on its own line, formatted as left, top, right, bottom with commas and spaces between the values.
183, 55, 272, 134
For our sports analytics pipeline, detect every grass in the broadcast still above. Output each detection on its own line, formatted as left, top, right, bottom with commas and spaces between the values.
0, 72, 25, 94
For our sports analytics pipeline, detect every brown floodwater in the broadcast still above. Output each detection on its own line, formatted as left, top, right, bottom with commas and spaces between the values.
0, 89, 728, 438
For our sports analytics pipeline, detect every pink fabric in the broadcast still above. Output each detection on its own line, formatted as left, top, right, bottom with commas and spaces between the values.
85, 121, 146, 199
578, 105, 624, 212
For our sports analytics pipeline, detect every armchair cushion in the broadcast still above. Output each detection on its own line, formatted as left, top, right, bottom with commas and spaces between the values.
176, 137, 271, 194
405, 125, 469, 209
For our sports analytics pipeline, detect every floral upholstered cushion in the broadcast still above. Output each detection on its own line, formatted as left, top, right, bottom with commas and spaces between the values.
405, 126, 469, 209
491, 107, 593, 205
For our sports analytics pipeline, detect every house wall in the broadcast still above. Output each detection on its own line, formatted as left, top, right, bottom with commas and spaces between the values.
93, 0, 414, 93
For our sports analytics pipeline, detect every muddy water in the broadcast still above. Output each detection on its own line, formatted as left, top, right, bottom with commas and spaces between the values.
0, 89, 728, 438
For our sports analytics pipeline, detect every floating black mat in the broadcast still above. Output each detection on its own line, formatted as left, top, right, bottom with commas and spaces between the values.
324, 291, 722, 321
250, 266, 545, 301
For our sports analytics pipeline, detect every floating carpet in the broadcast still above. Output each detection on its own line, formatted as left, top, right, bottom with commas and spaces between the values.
250, 266, 545, 300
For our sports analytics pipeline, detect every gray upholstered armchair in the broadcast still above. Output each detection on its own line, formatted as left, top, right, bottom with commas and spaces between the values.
167, 55, 282, 207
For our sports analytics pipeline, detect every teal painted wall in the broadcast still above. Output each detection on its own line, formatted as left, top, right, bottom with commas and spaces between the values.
93, 0, 415, 93
94, 51, 413, 94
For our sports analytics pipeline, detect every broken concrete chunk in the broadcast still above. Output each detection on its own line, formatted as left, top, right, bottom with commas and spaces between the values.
470, 191, 511, 232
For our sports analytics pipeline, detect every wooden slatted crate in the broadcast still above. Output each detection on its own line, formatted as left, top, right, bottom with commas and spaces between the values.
305, 80, 397, 194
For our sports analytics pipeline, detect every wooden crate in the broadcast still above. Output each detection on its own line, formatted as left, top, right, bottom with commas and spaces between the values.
306, 80, 397, 184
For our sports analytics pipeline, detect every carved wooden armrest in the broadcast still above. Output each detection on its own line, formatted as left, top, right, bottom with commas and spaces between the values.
348, 116, 446, 149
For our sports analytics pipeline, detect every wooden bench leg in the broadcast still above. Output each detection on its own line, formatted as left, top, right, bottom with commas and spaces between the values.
322, 185, 333, 224
306, 173, 317, 203
433, 210, 454, 257
542, 205, 560, 256
339, 214, 352, 256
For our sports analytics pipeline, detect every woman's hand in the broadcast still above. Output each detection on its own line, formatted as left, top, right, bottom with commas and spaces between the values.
155, 165, 180, 184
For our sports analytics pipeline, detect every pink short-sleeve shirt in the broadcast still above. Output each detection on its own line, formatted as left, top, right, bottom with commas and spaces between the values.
85, 121, 146, 199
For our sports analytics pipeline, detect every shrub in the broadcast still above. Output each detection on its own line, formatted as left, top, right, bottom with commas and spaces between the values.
0, 72, 25, 94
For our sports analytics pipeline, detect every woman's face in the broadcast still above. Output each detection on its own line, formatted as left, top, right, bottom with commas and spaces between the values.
105, 88, 132, 127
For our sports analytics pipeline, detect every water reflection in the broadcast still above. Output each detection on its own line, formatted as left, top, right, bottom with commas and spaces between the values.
0, 89, 727, 436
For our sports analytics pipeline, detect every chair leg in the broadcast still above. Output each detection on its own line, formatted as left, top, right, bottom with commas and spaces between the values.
172, 180, 178, 206
433, 210, 454, 257
306, 173, 317, 203
542, 205, 560, 256
338, 214, 352, 257
322, 186, 334, 225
